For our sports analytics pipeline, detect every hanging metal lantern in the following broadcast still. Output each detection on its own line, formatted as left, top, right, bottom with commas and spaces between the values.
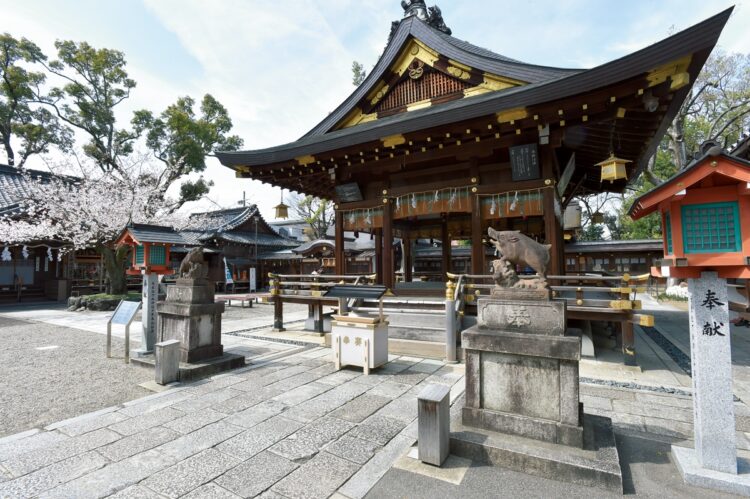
274, 189, 289, 219
591, 211, 605, 224
597, 154, 631, 183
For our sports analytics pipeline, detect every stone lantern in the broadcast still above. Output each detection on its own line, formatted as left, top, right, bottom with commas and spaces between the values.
629, 145, 750, 494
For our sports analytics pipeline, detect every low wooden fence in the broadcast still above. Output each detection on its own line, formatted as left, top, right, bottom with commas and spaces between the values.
446, 272, 653, 366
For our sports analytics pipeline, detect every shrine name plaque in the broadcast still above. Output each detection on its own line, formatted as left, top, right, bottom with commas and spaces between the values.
510, 143, 540, 181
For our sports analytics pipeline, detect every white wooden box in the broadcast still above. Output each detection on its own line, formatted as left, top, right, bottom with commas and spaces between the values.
331, 319, 389, 374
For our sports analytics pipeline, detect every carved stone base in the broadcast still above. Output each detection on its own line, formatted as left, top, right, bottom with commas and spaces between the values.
490, 287, 550, 301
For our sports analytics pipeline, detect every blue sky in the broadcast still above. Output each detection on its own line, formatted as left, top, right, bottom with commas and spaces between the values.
1, 0, 746, 219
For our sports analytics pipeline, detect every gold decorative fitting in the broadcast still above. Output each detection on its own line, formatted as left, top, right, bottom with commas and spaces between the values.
582, 104, 588, 110
383, 198, 388, 204
516, 129, 521, 135
471, 177, 477, 183
471, 187, 477, 193
610, 96, 616, 103
576, 299, 583, 305
711, 160, 718, 167
616, 107, 626, 118
560, 120, 566, 126
544, 179, 552, 185
382, 189, 388, 195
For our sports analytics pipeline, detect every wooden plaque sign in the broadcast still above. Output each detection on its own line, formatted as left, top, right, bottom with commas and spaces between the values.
510, 144, 540, 181
335, 183, 363, 203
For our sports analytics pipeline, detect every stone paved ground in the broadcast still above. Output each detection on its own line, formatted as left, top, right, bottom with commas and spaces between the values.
0, 348, 464, 498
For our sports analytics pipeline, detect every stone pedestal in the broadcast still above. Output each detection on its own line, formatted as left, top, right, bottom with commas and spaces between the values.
451, 290, 622, 491
155, 339, 180, 385
157, 278, 225, 363
463, 296, 582, 447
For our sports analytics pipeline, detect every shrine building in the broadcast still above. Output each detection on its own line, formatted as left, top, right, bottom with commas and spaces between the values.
217, 4, 731, 293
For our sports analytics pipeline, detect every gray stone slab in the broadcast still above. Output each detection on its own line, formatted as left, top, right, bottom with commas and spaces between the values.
388, 370, 430, 386
181, 482, 242, 499
326, 435, 381, 465
408, 361, 444, 374
2, 428, 120, 477
366, 381, 412, 399
271, 451, 359, 499
269, 417, 354, 462
162, 407, 226, 434
224, 400, 289, 429
673, 445, 750, 496
212, 386, 285, 414
450, 413, 622, 493
56, 411, 130, 437
107, 484, 167, 498
109, 407, 185, 436
330, 395, 391, 423
40, 448, 172, 499
272, 381, 333, 406
348, 416, 405, 446
98, 426, 180, 462
580, 395, 614, 412
217, 416, 303, 461
171, 388, 240, 413
283, 383, 371, 423
372, 395, 418, 424
0, 450, 108, 498
216, 450, 298, 497
154, 421, 243, 463
119, 390, 193, 417
143, 448, 239, 498
611, 400, 693, 423
338, 433, 415, 499
264, 372, 324, 392
317, 369, 363, 386
0, 431, 69, 462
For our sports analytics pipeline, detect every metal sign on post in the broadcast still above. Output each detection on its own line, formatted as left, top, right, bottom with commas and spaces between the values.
107, 300, 141, 364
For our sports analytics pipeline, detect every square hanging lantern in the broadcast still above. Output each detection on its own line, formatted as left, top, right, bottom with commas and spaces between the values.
115, 224, 187, 275
274, 201, 289, 219
597, 154, 631, 183
629, 149, 750, 279
591, 211, 605, 224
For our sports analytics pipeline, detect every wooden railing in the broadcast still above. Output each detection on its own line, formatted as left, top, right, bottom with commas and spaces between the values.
445, 272, 654, 366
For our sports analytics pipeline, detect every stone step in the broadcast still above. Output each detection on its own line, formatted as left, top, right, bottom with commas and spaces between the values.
388, 325, 446, 343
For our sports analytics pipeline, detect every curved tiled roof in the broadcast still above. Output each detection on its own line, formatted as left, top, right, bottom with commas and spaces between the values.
301, 16, 579, 138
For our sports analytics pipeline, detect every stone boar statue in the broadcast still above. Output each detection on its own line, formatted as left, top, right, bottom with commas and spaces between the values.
487, 228, 551, 278
179, 247, 208, 279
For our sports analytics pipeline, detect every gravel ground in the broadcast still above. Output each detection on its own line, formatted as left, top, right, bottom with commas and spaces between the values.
0, 316, 151, 437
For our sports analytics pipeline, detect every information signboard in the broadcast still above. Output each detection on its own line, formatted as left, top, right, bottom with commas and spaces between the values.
111, 300, 140, 325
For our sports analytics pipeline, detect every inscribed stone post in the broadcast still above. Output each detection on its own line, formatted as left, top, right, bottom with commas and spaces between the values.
138, 272, 159, 355
687, 272, 736, 474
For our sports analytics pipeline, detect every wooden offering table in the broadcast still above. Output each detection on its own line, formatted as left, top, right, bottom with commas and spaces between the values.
326, 285, 388, 375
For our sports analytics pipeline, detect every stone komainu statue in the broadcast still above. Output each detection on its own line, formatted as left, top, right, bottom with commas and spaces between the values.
487, 228, 551, 279
179, 247, 208, 279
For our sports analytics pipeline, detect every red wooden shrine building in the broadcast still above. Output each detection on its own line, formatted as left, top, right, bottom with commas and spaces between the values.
217, 4, 731, 293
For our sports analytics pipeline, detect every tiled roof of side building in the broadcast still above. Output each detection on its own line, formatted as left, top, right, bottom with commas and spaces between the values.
126, 224, 189, 245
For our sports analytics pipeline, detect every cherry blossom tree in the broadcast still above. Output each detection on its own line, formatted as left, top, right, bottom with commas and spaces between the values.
0, 155, 201, 294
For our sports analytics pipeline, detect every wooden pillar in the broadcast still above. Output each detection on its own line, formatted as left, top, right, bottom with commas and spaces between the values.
404, 237, 412, 282
441, 216, 451, 277
334, 211, 345, 275
471, 194, 484, 275
543, 186, 564, 277
383, 202, 394, 290
375, 229, 383, 284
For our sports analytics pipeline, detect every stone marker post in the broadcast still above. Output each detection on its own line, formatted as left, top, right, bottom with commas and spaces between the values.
155, 339, 180, 385
138, 272, 159, 355
687, 271, 736, 473
418, 383, 450, 466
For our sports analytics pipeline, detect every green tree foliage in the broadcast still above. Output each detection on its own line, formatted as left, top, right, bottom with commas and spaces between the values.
132, 94, 243, 208
291, 194, 335, 240
0, 34, 72, 167
352, 61, 367, 86
42, 40, 138, 172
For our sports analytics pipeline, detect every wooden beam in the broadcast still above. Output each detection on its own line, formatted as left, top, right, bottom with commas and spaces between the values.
334, 211, 344, 275
471, 193, 484, 275
441, 216, 451, 278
